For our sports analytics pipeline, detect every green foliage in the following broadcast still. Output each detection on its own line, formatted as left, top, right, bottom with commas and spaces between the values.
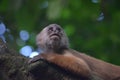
0, 0, 120, 65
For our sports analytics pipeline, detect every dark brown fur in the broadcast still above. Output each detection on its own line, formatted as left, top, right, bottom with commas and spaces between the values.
30, 24, 120, 80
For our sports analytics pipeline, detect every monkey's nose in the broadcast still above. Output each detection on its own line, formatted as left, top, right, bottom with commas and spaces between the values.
53, 30, 58, 34
52, 28, 58, 33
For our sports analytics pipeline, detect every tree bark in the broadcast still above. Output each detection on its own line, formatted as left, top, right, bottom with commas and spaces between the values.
0, 38, 87, 80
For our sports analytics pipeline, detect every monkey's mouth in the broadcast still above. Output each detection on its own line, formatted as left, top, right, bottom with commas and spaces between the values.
50, 34, 60, 40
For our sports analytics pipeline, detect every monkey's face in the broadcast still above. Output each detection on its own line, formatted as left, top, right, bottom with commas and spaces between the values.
36, 24, 69, 52
47, 24, 62, 41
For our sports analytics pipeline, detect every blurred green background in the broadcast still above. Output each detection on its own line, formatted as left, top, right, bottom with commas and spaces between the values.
0, 0, 120, 65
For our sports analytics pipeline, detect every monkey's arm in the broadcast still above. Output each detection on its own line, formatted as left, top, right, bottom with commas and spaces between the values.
29, 53, 91, 78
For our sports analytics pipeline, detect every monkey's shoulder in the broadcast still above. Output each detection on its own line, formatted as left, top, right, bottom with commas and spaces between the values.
63, 49, 86, 57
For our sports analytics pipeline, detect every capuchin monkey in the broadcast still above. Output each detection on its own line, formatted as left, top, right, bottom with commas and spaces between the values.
29, 24, 120, 80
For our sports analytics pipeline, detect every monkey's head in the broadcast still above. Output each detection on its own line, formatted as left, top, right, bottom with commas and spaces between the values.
36, 24, 69, 53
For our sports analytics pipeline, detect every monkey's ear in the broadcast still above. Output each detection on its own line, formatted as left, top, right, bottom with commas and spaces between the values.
36, 31, 46, 50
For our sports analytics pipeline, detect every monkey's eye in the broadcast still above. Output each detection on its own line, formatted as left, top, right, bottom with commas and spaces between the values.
48, 27, 53, 32
57, 27, 61, 32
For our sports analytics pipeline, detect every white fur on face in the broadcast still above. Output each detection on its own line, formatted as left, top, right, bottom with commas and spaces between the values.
36, 24, 69, 51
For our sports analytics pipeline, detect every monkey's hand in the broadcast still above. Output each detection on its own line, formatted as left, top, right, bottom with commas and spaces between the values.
29, 53, 91, 78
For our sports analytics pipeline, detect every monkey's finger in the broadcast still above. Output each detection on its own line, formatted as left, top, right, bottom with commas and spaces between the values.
28, 55, 44, 64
